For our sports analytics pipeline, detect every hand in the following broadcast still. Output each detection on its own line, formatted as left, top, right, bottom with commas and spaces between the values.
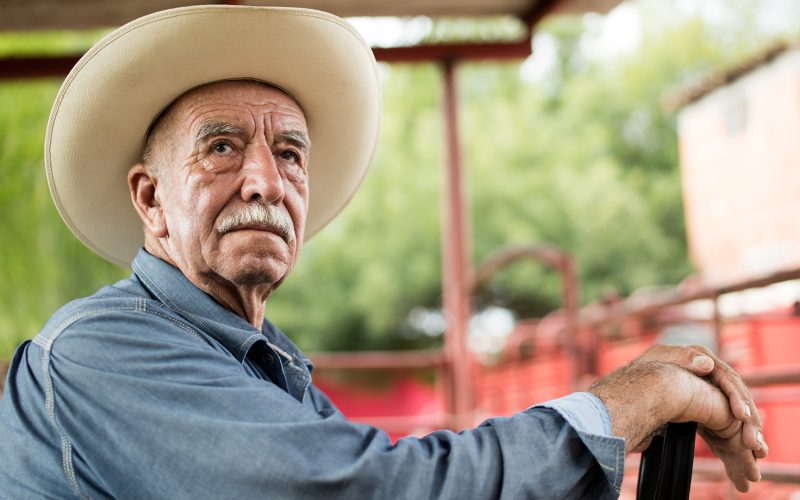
633, 344, 767, 459
589, 355, 765, 493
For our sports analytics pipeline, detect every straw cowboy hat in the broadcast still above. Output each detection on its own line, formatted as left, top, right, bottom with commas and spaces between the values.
45, 5, 381, 267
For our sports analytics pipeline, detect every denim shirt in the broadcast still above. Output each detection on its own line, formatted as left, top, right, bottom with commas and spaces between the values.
0, 249, 624, 499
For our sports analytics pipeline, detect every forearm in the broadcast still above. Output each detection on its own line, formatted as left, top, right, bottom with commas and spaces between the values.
272, 392, 623, 499
308, 386, 616, 498
589, 361, 673, 452
50, 348, 621, 498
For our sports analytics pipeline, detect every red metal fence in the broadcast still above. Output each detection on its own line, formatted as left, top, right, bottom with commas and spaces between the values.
311, 256, 800, 497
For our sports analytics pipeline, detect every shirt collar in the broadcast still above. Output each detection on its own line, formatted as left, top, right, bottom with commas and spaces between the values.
131, 248, 270, 363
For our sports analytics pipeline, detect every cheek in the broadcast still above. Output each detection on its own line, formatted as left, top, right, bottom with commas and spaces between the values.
283, 182, 308, 244
192, 171, 239, 215
286, 174, 309, 208
164, 201, 204, 245
166, 175, 230, 241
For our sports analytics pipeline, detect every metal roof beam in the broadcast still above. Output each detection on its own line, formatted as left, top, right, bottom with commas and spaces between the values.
0, 56, 80, 80
373, 40, 531, 63
0, 38, 536, 81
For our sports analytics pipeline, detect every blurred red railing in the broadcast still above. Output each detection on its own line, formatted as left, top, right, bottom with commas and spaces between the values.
310, 256, 800, 496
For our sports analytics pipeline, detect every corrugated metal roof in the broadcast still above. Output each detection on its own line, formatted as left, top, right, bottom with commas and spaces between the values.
666, 40, 800, 110
0, 0, 622, 32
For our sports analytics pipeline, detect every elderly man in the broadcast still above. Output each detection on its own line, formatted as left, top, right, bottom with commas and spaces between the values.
0, 5, 766, 499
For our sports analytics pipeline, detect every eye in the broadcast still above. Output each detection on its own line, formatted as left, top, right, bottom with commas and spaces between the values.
279, 150, 300, 162
212, 142, 233, 155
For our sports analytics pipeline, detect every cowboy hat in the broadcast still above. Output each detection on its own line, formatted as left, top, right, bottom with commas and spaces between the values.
45, 5, 381, 267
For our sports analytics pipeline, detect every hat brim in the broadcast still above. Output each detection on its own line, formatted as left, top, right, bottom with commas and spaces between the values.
45, 6, 381, 267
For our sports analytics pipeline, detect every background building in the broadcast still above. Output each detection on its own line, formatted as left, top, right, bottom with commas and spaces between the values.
676, 42, 800, 287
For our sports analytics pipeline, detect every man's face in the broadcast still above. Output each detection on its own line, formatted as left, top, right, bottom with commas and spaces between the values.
148, 80, 310, 288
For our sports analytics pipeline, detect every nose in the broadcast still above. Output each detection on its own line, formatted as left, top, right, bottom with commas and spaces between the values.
240, 141, 285, 204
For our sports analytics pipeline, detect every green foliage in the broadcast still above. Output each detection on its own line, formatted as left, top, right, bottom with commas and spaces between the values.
0, 29, 109, 56
0, 80, 127, 358
0, 30, 126, 359
420, 17, 526, 44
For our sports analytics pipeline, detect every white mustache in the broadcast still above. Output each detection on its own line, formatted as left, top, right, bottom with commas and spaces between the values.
216, 202, 295, 243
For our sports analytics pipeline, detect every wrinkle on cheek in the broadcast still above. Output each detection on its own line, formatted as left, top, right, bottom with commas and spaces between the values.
293, 176, 309, 195
199, 158, 215, 172
181, 155, 217, 186
284, 169, 307, 185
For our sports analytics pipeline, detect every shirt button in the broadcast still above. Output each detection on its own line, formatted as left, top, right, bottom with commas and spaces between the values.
263, 354, 275, 366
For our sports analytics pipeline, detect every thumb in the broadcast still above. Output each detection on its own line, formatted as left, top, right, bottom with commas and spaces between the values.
686, 354, 715, 376
635, 344, 715, 376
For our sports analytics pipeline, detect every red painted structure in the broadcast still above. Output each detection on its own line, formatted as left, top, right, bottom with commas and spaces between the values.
313, 260, 800, 496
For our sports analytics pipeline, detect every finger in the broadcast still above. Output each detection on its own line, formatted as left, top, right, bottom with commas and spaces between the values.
729, 449, 761, 490
681, 344, 716, 376
699, 427, 761, 492
708, 418, 741, 440
733, 475, 751, 494
710, 373, 751, 423
745, 456, 762, 482
751, 426, 769, 459
701, 422, 762, 482
741, 422, 760, 451
675, 362, 761, 452
703, 363, 766, 454
637, 344, 715, 376
681, 380, 763, 490
705, 363, 767, 454
699, 352, 757, 424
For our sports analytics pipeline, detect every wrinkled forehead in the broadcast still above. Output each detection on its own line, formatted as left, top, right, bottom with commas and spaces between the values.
146, 79, 306, 139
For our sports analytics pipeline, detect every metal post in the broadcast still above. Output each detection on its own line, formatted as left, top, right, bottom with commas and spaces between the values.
561, 255, 582, 389
441, 58, 474, 429
469, 245, 582, 387
711, 294, 722, 354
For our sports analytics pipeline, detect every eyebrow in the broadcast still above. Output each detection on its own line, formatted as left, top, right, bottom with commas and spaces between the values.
194, 120, 310, 154
194, 121, 247, 147
277, 130, 311, 155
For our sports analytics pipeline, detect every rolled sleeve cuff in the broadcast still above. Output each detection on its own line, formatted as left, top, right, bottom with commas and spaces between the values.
535, 392, 625, 494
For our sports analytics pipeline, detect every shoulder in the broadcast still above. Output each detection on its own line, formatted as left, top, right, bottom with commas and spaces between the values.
34, 277, 217, 369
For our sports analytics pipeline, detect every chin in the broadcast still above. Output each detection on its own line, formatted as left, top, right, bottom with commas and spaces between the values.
226, 260, 290, 287
216, 240, 294, 282
231, 272, 280, 286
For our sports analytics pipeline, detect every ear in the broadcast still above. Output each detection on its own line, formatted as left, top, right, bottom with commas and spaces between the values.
128, 163, 168, 238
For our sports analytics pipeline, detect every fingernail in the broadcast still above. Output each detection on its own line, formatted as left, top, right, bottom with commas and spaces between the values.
743, 404, 752, 419
757, 431, 766, 449
692, 355, 713, 370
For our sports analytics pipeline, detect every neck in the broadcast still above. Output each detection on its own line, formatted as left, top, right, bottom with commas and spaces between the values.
144, 240, 273, 329
193, 275, 272, 329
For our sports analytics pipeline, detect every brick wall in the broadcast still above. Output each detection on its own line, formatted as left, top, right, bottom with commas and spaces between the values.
677, 48, 800, 285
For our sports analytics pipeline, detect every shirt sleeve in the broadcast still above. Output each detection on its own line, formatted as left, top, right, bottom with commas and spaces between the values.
535, 392, 625, 495
46, 311, 623, 500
